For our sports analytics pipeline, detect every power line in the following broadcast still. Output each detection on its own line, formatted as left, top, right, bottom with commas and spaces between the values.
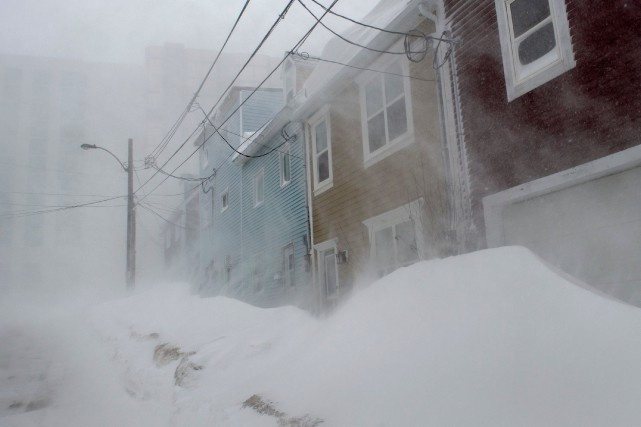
148, 0, 253, 161
138, 202, 197, 230
296, 0, 407, 56
0, 196, 125, 220
0, 190, 122, 198
305, 0, 459, 43
134, 0, 299, 201
288, 51, 436, 82
136, 0, 339, 204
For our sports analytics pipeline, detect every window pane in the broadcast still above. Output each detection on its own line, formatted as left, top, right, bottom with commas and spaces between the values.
324, 250, 337, 296
384, 64, 404, 102
365, 79, 383, 118
510, 0, 551, 38
395, 220, 419, 265
318, 151, 329, 182
518, 22, 556, 65
368, 112, 386, 153
387, 98, 407, 141
315, 120, 327, 153
281, 149, 291, 183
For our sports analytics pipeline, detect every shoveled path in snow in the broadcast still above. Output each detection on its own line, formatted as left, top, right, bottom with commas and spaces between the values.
0, 296, 171, 427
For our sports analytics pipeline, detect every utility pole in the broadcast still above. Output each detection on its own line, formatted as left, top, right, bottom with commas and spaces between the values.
126, 138, 136, 290
81, 139, 136, 290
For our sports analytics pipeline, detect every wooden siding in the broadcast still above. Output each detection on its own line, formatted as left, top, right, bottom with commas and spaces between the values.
444, 0, 641, 243
309, 54, 448, 299
239, 122, 313, 308
240, 88, 283, 133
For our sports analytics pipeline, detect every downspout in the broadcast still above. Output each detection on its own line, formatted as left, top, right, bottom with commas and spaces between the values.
424, 0, 474, 254
302, 120, 318, 313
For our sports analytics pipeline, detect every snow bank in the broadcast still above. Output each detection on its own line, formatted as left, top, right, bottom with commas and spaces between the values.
88, 247, 641, 426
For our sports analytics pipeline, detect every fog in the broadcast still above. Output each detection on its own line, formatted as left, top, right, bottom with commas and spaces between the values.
2, 0, 640, 425
0, 0, 373, 299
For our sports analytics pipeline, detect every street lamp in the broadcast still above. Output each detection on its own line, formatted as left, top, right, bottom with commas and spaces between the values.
81, 138, 136, 290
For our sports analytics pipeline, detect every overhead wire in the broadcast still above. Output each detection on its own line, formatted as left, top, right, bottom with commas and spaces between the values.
136, 0, 339, 205
0, 196, 125, 219
288, 50, 435, 81
147, 0, 253, 161
132, 0, 294, 198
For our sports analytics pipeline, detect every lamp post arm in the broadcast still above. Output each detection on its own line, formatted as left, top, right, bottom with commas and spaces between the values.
81, 144, 129, 171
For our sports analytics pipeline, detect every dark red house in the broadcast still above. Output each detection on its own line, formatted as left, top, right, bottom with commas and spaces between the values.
434, 0, 641, 304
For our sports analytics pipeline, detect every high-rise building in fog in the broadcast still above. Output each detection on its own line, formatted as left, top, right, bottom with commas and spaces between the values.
0, 54, 144, 294
0, 45, 283, 293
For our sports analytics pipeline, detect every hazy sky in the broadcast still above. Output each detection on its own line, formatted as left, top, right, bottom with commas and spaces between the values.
0, 0, 373, 64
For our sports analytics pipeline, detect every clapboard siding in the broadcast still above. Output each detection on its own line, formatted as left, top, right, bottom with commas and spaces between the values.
307, 37, 449, 301
443, 0, 641, 244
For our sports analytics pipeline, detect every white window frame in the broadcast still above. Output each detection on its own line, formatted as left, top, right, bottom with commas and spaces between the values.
314, 239, 339, 300
253, 168, 265, 207
279, 142, 292, 187
495, 0, 575, 101
221, 187, 229, 212
282, 242, 295, 287
282, 57, 296, 103
363, 199, 425, 276
357, 48, 415, 169
308, 106, 333, 196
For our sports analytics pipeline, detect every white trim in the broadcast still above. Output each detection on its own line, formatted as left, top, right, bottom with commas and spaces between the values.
253, 168, 265, 208
357, 45, 415, 168
495, 0, 575, 101
308, 105, 333, 196
314, 239, 339, 300
363, 199, 426, 270
484, 145, 641, 247
279, 141, 292, 188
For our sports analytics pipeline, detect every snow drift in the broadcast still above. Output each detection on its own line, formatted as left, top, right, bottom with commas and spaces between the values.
6, 246, 641, 426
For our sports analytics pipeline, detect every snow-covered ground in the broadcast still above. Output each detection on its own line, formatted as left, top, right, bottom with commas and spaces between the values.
2, 246, 641, 426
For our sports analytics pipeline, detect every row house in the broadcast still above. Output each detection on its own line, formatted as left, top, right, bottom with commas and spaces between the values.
190, 0, 640, 310
435, 0, 641, 305
295, 0, 451, 310
194, 0, 452, 311
195, 85, 315, 308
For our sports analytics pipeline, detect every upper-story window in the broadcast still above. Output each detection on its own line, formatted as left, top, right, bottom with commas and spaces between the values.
253, 169, 265, 207
495, 0, 575, 101
280, 142, 291, 187
358, 54, 414, 168
308, 106, 333, 195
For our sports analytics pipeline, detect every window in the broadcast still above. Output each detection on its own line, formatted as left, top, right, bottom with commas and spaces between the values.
315, 240, 339, 300
308, 106, 333, 195
283, 243, 295, 287
253, 169, 264, 207
221, 188, 229, 212
363, 200, 424, 277
358, 54, 414, 167
495, 0, 575, 100
280, 142, 291, 187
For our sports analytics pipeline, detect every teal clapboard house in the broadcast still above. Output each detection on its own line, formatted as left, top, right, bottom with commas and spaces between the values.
197, 86, 313, 309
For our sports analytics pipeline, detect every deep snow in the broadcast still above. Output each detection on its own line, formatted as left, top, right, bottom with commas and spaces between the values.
2, 246, 641, 426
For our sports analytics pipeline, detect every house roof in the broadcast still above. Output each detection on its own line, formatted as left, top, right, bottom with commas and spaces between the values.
244, 0, 430, 150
